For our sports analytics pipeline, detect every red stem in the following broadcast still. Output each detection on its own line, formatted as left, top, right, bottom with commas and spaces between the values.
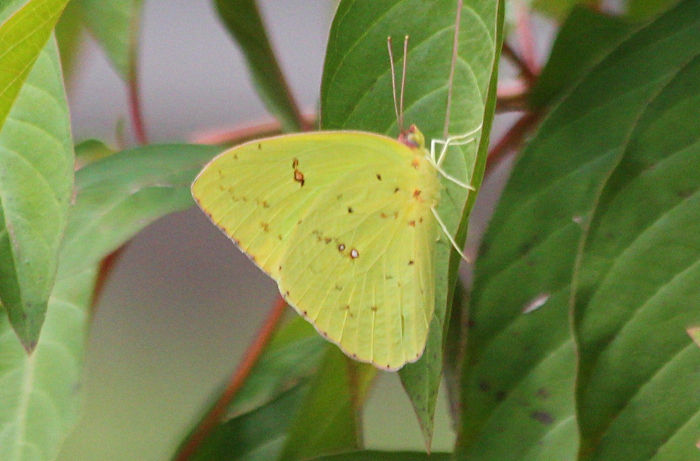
190, 114, 316, 145
486, 111, 540, 173
515, 0, 539, 76
173, 296, 288, 461
502, 42, 537, 85
128, 64, 148, 144
91, 246, 127, 312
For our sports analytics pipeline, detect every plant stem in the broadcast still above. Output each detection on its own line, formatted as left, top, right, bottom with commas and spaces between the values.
515, 0, 539, 76
496, 80, 530, 113
91, 246, 127, 312
174, 296, 288, 460
128, 64, 148, 144
502, 42, 537, 85
486, 111, 541, 173
190, 114, 316, 145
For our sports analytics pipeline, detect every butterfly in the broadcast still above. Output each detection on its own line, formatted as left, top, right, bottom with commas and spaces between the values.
191, 36, 479, 370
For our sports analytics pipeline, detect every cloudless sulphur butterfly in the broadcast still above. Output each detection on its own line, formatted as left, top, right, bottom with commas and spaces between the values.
192, 126, 445, 370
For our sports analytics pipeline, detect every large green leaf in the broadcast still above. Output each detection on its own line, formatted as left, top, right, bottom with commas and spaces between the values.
530, 0, 597, 21
529, 6, 637, 109
215, 0, 305, 132
573, 8, 700, 461
320, 0, 503, 443
189, 385, 309, 461
0, 0, 69, 127
0, 0, 73, 349
75, 0, 143, 79
456, 0, 700, 459
0, 144, 219, 461
626, 0, 680, 20
54, 1, 84, 84
279, 347, 376, 461
309, 452, 450, 461
225, 316, 327, 418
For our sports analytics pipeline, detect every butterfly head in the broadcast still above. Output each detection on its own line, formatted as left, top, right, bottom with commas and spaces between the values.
398, 124, 425, 150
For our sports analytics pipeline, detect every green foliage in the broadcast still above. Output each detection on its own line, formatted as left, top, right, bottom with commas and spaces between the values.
573, 4, 700, 458
626, 0, 680, 20
308, 452, 450, 461
529, 6, 637, 109
278, 349, 375, 460
0, 0, 72, 349
189, 385, 308, 461
0, 144, 218, 460
54, 1, 83, 83
456, 1, 700, 460
225, 317, 327, 418
76, 0, 143, 79
530, 0, 598, 21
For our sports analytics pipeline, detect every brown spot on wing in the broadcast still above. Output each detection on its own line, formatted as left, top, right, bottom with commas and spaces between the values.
292, 158, 305, 186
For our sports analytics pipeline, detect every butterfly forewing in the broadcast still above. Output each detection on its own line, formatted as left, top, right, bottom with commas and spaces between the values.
192, 131, 440, 370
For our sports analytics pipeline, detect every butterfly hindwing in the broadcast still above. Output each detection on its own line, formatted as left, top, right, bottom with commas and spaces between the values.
279, 168, 437, 370
192, 131, 440, 370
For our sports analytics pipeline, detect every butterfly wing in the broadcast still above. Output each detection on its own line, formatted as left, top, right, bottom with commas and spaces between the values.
192, 131, 440, 370
192, 132, 408, 277
278, 171, 438, 370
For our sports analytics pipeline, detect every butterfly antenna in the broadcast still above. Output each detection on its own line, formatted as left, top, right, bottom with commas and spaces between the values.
431, 207, 471, 263
399, 35, 409, 131
444, 0, 463, 138
387, 37, 401, 130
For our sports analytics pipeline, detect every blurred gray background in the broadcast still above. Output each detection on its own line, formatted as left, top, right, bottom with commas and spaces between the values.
57, 0, 545, 459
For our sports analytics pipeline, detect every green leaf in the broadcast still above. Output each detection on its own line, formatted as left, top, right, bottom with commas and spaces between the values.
74, 139, 116, 170
320, 0, 503, 444
573, 3, 700, 460
529, 6, 637, 109
308, 451, 451, 461
279, 347, 376, 461
530, 0, 598, 21
215, 0, 304, 132
60, 144, 220, 276
0, 265, 96, 461
226, 317, 327, 417
0, 0, 69, 128
0, 0, 73, 348
0, 36, 73, 348
456, 0, 700, 459
75, 0, 143, 79
443, 281, 466, 425
0, 144, 219, 461
190, 385, 309, 461
626, 0, 680, 20
54, 1, 84, 84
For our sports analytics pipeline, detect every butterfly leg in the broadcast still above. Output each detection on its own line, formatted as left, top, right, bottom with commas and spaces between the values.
435, 124, 483, 165
430, 207, 470, 263
428, 124, 483, 190
427, 157, 475, 190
